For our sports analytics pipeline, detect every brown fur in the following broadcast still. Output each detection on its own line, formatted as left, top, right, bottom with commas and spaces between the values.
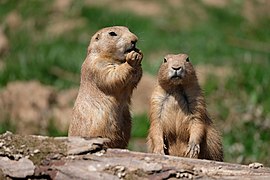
68, 26, 143, 148
147, 54, 223, 161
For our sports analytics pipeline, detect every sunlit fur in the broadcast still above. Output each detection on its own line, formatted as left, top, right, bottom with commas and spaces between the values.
68, 26, 143, 148
147, 54, 223, 161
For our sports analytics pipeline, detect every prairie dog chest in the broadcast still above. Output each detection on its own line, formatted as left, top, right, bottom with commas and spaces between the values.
159, 93, 189, 131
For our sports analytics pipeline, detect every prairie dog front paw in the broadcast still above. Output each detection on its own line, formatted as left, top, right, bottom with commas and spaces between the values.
185, 142, 200, 158
153, 147, 165, 155
126, 50, 143, 67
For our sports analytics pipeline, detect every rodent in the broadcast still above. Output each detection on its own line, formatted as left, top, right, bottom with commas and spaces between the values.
147, 54, 223, 161
68, 26, 143, 148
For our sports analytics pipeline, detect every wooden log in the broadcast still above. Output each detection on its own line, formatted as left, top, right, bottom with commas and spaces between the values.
0, 132, 269, 179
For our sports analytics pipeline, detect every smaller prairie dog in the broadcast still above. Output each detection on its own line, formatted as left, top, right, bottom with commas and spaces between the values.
147, 54, 223, 161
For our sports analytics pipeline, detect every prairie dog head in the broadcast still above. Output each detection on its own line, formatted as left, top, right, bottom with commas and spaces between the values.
88, 26, 139, 62
158, 54, 197, 88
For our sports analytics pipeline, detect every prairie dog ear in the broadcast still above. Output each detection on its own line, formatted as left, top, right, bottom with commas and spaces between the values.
87, 33, 100, 55
94, 33, 100, 41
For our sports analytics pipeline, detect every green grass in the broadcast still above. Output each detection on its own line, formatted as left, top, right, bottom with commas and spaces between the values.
131, 114, 150, 138
0, 0, 270, 166
0, 119, 16, 134
47, 119, 68, 137
223, 121, 270, 164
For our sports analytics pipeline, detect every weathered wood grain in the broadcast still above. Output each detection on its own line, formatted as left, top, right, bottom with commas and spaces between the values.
0, 132, 269, 179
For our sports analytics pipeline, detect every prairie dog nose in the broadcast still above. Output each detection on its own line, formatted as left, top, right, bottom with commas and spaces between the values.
172, 66, 182, 71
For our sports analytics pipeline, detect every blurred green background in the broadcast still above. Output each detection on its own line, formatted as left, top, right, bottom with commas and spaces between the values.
0, 0, 269, 166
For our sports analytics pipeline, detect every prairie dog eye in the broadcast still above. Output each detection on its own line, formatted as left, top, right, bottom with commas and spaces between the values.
109, 31, 117, 36
186, 57, 190, 62
163, 58, 167, 63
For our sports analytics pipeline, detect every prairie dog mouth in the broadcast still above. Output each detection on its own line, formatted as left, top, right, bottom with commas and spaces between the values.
171, 74, 181, 79
125, 41, 139, 53
125, 47, 137, 53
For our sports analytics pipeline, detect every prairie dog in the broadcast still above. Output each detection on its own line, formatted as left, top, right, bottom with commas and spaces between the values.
68, 26, 143, 148
147, 54, 223, 161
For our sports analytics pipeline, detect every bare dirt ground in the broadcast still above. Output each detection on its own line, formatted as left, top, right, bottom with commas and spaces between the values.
0, 81, 77, 134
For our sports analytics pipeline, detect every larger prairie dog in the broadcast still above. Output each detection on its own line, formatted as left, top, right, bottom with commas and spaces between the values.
147, 54, 223, 161
68, 26, 143, 148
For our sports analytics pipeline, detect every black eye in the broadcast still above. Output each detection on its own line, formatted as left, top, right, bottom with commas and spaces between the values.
186, 57, 190, 62
109, 31, 117, 36
163, 58, 167, 63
